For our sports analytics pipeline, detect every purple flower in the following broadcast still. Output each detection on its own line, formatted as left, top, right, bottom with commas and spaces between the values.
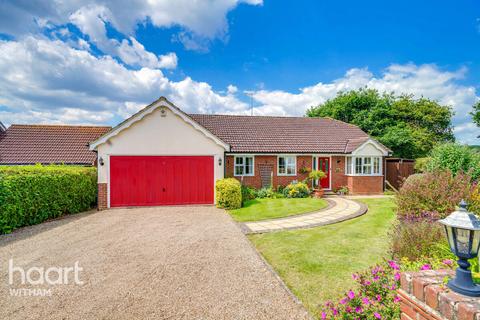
352, 273, 359, 280
346, 306, 352, 313
348, 290, 355, 299
376, 294, 381, 301
340, 298, 347, 305
321, 312, 327, 319
332, 308, 338, 316
388, 260, 400, 270
373, 276, 380, 282
362, 297, 370, 305
355, 306, 363, 314
374, 312, 382, 319
420, 264, 431, 270
394, 272, 401, 281
364, 280, 371, 285
394, 295, 401, 303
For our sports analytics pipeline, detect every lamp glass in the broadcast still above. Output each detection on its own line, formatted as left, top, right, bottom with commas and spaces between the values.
471, 230, 480, 256
455, 227, 471, 256
445, 225, 455, 252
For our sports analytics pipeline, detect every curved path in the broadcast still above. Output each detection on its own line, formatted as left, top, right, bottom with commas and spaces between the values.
241, 196, 367, 234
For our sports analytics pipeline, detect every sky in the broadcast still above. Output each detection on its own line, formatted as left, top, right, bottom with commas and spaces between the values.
0, 0, 479, 143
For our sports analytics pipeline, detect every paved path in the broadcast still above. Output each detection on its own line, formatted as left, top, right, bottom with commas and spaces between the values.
242, 196, 367, 234
0, 206, 309, 320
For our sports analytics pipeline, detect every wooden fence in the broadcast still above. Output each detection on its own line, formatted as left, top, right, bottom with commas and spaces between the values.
385, 158, 415, 190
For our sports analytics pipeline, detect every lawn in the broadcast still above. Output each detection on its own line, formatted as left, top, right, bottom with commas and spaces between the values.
248, 198, 396, 316
229, 197, 329, 222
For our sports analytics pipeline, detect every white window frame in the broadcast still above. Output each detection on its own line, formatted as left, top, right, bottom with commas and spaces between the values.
345, 156, 383, 176
234, 155, 255, 177
277, 155, 297, 176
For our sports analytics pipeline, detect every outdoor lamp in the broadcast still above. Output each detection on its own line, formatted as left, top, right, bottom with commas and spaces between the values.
439, 200, 480, 297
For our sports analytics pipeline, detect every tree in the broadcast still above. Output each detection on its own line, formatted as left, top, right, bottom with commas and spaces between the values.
471, 101, 480, 128
306, 89, 455, 159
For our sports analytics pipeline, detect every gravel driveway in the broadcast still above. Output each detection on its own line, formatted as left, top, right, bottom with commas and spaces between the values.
0, 206, 309, 320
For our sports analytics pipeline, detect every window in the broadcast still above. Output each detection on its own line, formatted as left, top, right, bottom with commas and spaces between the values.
278, 156, 296, 175
346, 156, 382, 176
234, 156, 254, 176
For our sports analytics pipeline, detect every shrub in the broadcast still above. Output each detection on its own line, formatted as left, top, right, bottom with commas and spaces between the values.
276, 184, 286, 193
469, 184, 480, 215
414, 157, 430, 173
320, 261, 402, 319
241, 185, 256, 205
283, 181, 310, 198
390, 220, 447, 261
396, 170, 473, 221
255, 187, 276, 198
308, 170, 327, 188
426, 142, 480, 181
0, 165, 97, 234
215, 178, 242, 209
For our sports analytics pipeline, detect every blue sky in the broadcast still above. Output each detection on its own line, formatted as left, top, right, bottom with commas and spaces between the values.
0, 0, 478, 143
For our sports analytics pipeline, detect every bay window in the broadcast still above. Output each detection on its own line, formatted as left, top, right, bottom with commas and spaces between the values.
278, 155, 296, 176
345, 156, 382, 175
234, 156, 254, 176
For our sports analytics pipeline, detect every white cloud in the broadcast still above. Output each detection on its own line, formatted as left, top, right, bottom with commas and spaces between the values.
0, 0, 263, 52
0, 36, 247, 125
227, 85, 238, 94
249, 64, 479, 144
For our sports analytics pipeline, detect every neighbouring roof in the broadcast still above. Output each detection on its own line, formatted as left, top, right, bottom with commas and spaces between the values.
0, 124, 111, 165
189, 114, 375, 153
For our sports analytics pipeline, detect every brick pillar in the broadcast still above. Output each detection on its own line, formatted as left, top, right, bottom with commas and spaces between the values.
399, 269, 480, 320
97, 183, 107, 210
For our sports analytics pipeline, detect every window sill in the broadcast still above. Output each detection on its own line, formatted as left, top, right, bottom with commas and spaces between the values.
345, 174, 383, 177
277, 174, 297, 177
234, 174, 255, 177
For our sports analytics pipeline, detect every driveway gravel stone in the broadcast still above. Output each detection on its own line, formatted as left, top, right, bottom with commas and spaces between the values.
0, 206, 309, 320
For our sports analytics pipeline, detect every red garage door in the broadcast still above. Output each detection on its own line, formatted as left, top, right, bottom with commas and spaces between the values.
110, 156, 214, 207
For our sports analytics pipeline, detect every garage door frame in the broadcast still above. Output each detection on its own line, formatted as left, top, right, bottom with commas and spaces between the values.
107, 154, 216, 208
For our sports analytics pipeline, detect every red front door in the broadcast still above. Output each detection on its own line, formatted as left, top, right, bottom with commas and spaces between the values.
110, 156, 214, 207
317, 157, 330, 189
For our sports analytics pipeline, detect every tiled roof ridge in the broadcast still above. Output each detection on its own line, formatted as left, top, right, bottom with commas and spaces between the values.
9, 124, 112, 129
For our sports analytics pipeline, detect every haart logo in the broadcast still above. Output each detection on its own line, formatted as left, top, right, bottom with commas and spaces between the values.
7, 259, 84, 297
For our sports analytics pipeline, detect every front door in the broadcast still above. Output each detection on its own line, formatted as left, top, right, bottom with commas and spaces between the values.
317, 157, 330, 189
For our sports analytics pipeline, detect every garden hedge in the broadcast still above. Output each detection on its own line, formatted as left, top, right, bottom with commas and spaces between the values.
0, 165, 97, 234
215, 178, 242, 209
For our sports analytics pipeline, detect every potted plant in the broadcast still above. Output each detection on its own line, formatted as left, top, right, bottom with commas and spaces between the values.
308, 170, 327, 198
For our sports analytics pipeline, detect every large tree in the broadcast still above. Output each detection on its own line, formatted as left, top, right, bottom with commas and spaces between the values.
471, 101, 480, 128
306, 89, 455, 159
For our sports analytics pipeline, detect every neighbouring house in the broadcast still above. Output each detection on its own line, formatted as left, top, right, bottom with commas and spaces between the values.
89, 97, 391, 209
0, 124, 110, 165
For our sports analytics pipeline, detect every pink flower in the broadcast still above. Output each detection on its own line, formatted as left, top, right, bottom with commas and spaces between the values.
394, 272, 401, 281
346, 306, 352, 313
443, 259, 454, 266
388, 260, 400, 270
373, 276, 380, 282
394, 295, 401, 303
340, 298, 347, 305
332, 308, 338, 316
321, 312, 326, 319
352, 273, 359, 280
348, 290, 355, 299
376, 294, 382, 301
362, 297, 370, 305
364, 280, 371, 285
420, 264, 431, 270
374, 312, 382, 319
355, 306, 363, 313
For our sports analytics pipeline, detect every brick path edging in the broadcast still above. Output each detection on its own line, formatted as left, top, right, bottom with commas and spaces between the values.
241, 196, 368, 234
399, 270, 480, 320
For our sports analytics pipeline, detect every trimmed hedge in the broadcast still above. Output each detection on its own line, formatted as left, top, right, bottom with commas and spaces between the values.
215, 178, 242, 209
0, 165, 97, 234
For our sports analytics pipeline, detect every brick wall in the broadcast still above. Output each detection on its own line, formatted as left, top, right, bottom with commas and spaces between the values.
98, 183, 108, 210
346, 175, 384, 195
226, 155, 312, 189
399, 270, 480, 320
331, 155, 347, 190
226, 154, 384, 194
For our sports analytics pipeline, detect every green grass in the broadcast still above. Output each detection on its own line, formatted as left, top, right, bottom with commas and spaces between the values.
229, 198, 329, 222
248, 198, 396, 316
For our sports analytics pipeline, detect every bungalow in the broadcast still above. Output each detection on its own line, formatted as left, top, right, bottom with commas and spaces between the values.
0, 124, 110, 165
89, 97, 391, 209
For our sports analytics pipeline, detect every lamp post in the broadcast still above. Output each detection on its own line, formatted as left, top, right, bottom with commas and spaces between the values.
439, 200, 480, 297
